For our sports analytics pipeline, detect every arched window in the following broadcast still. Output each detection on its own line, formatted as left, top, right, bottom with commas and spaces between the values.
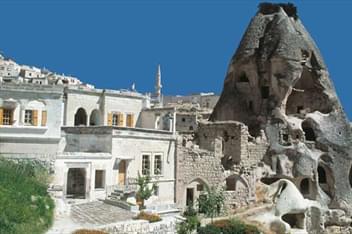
89, 109, 100, 126
302, 121, 316, 141
74, 108, 87, 126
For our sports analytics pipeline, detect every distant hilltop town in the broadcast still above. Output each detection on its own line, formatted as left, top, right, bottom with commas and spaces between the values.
0, 52, 93, 88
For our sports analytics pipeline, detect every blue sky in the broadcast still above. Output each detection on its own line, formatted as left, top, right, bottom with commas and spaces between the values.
0, 0, 351, 119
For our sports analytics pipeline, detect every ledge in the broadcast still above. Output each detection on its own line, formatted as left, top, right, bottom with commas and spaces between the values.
0, 125, 48, 134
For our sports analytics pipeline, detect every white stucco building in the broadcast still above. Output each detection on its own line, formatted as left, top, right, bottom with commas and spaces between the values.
0, 76, 177, 211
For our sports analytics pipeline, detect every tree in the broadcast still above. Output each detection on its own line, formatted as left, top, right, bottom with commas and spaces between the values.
136, 172, 157, 210
197, 186, 225, 222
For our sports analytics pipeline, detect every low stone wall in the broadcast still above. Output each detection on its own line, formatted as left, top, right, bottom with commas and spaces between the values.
99, 217, 179, 234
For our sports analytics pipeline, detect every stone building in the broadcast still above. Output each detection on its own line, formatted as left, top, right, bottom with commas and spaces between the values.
0, 66, 179, 212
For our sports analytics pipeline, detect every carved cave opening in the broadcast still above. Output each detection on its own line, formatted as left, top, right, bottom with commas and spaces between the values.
286, 67, 332, 115
238, 72, 249, 82
302, 121, 316, 141
300, 178, 310, 196
282, 213, 305, 229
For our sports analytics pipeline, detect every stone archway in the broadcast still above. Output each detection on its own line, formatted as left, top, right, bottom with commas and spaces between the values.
74, 108, 87, 126
66, 168, 86, 198
185, 178, 208, 208
225, 174, 249, 192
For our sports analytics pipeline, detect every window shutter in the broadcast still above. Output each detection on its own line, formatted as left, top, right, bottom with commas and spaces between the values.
127, 114, 134, 127
107, 112, 113, 126
0, 108, 3, 125
108, 112, 112, 126
32, 110, 38, 126
118, 113, 124, 126
41, 110, 47, 126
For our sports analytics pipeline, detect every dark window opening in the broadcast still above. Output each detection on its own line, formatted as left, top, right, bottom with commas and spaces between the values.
182, 118, 186, 122
189, 126, 194, 131
282, 134, 289, 142
297, 106, 304, 114
318, 166, 327, 184
303, 127, 316, 141
223, 130, 229, 142
248, 101, 253, 111
261, 86, 270, 99
282, 213, 305, 229
238, 73, 249, 82
300, 178, 310, 195
74, 108, 87, 126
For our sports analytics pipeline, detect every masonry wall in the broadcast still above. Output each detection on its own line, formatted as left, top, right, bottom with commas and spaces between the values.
175, 139, 225, 209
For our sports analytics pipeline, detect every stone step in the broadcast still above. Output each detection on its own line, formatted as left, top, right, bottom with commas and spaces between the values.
103, 198, 132, 210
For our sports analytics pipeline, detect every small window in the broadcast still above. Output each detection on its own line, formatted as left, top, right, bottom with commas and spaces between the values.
297, 106, 304, 114
2, 109, 13, 125
142, 155, 151, 175
112, 114, 119, 126
24, 110, 33, 125
238, 73, 249, 82
248, 101, 253, 111
182, 117, 186, 122
261, 86, 270, 98
95, 170, 105, 189
154, 155, 162, 175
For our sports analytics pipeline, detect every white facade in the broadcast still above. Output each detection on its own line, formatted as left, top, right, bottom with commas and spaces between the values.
0, 83, 63, 155
0, 82, 177, 210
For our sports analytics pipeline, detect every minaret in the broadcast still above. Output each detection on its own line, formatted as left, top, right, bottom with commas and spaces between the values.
155, 64, 162, 100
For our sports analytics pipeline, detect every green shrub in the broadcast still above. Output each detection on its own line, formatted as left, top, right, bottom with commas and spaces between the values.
177, 205, 200, 234
0, 158, 54, 234
198, 218, 261, 234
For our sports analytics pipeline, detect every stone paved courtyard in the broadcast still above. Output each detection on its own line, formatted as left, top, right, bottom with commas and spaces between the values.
71, 201, 135, 225
47, 200, 135, 234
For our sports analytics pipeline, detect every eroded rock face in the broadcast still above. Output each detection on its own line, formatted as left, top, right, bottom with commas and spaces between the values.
210, 2, 352, 232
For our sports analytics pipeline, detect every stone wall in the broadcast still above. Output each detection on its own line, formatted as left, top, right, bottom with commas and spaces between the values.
99, 217, 178, 234
176, 138, 225, 208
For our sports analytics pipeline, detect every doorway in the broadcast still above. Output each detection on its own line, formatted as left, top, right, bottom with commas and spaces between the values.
186, 188, 194, 206
67, 168, 86, 198
118, 160, 126, 185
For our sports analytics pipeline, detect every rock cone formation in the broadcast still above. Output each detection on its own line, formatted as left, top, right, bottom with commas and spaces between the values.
210, 2, 352, 233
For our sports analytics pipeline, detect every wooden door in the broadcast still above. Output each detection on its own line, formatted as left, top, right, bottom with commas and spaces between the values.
118, 160, 126, 185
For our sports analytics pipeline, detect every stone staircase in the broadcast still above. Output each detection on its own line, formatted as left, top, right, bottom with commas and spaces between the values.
103, 185, 139, 212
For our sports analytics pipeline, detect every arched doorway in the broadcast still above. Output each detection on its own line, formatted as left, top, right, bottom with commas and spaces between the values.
185, 178, 207, 208
74, 108, 87, 126
89, 109, 100, 126
67, 168, 86, 198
